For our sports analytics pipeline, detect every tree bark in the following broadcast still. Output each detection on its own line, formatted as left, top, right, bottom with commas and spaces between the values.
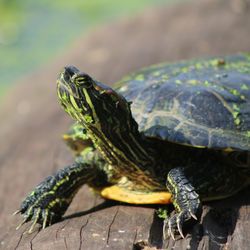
1, 0, 250, 249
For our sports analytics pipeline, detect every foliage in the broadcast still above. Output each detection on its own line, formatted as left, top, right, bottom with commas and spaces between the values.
0, 0, 173, 98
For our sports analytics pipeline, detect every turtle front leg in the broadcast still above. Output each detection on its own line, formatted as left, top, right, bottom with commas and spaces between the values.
16, 152, 100, 233
164, 167, 201, 239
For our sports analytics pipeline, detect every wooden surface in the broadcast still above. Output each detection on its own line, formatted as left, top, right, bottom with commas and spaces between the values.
1, 0, 250, 249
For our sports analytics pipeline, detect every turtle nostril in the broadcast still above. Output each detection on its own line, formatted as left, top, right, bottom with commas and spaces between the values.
64, 66, 80, 78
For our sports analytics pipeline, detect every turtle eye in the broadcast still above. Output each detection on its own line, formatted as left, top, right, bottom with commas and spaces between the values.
74, 75, 93, 88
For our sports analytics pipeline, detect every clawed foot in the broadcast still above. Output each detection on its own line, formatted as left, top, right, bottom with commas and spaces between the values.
14, 176, 71, 233
164, 167, 201, 240
14, 159, 96, 233
163, 208, 199, 240
14, 207, 56, 234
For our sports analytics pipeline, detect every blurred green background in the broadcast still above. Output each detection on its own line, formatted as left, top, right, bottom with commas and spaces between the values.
0, 0, 176, 98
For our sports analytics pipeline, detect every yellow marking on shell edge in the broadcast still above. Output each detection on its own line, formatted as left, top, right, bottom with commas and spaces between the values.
223, 147, 234, 152
100, 185, 172, 204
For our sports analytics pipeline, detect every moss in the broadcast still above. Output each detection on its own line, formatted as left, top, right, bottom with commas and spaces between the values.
194, 62, 203, 70
234, 117, 241, 126
175, 79, 182, 85
225, 61, 250, 74
135, 74, 145, 81
152, 71, 161, 77
156, 208, 168, 219
187, 79, 199, 85
241, 84, 249, 90
209, 59, 223, 67
180, 67, 189, 73
161, 74, 169, 81
229, 89, 240, 96
232, 103, 242, 126
204, 81, 212, 87
232, 111, 239, 119
232, 103, 240, 111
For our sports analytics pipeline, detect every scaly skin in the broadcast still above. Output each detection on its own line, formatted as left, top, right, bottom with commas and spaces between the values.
165, 168, 201, 239
16, 58, 250, 239
16, 148, 107, 233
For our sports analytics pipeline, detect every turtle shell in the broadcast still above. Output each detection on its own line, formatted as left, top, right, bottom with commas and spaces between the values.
116, 54, 250, 151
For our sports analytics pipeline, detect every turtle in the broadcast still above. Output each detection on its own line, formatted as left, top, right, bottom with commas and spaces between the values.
16, 54, 250, 239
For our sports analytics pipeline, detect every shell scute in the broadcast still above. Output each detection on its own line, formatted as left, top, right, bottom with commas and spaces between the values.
116, 54, 250, 150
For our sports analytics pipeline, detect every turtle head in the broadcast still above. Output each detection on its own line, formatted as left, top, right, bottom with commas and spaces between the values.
57, 66, 135, 133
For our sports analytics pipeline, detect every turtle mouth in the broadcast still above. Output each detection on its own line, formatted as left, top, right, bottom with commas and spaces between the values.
57, 70, 80, 99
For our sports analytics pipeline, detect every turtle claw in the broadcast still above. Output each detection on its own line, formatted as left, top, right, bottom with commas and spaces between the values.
168, 227, 176, 241
16, 217, 29, 231
168, 215, 176, 240
42, 209, 49, 229
27, 208, 41, 234
15, 206, 55, 233
176, 214, 185, 239
163, 208, 200, 240
189, 210, 198, 220
164, 212, 184, 240
13, 209, 21, 216
15, 190, 60, 232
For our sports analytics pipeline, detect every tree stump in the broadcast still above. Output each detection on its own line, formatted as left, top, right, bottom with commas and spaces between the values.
1, 0, 250, 249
